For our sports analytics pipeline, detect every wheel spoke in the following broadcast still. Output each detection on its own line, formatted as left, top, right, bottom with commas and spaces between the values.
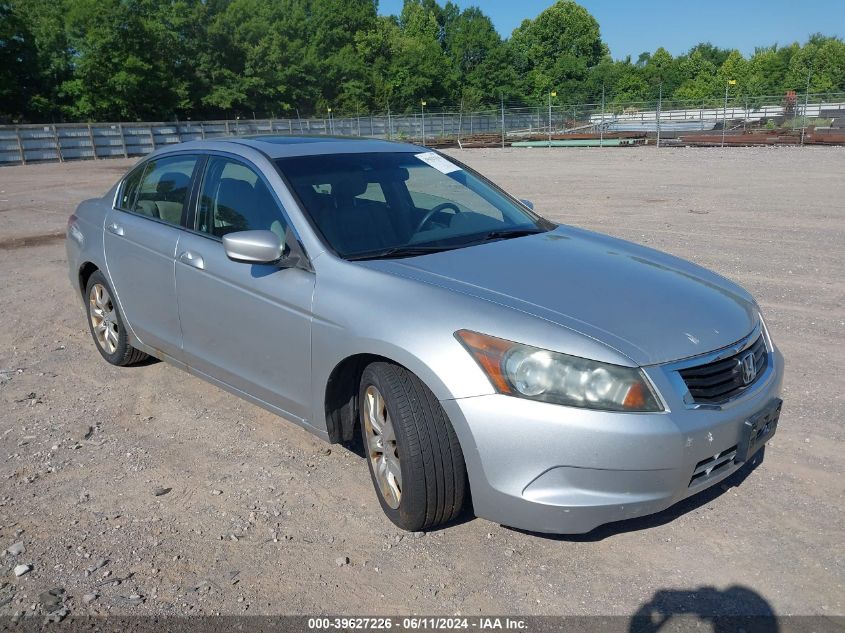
99, 286, 111, 310
366, 390, 384, 435
383, 482, 398, 507
363, 384, 401, 510
385, 454, 402, 487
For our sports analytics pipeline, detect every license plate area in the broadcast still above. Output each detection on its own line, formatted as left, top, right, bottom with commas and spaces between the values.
735, 398, 782, 463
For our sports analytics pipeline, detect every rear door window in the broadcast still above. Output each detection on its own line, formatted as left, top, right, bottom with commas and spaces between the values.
132, 155, 199, 226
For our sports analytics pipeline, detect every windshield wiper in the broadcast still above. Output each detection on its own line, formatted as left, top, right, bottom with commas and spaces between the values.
347, 228, 547, 260
467, 227, 547, 244
347, 244, 457, 261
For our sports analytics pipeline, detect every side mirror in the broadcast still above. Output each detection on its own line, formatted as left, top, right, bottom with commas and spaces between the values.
520, 199, 534, 211
222, 230, 284, 264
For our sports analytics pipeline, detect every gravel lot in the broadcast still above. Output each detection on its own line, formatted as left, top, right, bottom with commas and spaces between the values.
0, 146, 843, 621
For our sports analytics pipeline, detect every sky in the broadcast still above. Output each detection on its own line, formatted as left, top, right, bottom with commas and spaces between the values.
377, 0, 845, 59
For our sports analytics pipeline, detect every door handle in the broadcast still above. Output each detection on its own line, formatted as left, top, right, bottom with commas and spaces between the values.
178, 250, 205, 270
106, 222, 124, 236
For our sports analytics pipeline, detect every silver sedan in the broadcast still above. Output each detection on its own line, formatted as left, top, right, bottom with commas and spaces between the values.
66, 137, 784, 533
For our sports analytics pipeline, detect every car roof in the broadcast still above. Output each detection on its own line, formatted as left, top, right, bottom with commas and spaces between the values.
161, 135, 426, 159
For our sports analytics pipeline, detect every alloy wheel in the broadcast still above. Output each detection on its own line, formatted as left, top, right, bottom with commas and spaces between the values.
363, 385, 402, 509
89, 283, 119, 355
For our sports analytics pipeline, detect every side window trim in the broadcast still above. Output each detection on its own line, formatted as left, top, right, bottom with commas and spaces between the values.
190, 153, 216, 236
183, 154, 207, 230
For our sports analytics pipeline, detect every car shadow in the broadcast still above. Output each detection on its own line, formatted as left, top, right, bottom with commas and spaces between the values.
505, 447, 766, 542
630, 585, 779, 632
130, 355, 161, 367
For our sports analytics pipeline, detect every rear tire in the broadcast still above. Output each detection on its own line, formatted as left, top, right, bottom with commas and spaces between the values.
359, 362, 467, 531
85, 270, 148, 366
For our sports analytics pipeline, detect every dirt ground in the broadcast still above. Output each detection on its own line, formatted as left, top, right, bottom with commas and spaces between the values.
0, 146, 843, 621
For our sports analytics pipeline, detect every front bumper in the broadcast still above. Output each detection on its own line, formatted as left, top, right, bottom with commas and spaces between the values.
440, 345, 784, 534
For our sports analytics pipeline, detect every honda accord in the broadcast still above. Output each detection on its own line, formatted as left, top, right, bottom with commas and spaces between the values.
66, 136, 784, 533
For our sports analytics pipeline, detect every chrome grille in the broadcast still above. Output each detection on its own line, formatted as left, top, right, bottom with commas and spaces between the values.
679, 335, 767, 404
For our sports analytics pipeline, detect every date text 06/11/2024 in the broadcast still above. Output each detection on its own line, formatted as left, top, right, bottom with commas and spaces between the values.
307, 617, 528, 630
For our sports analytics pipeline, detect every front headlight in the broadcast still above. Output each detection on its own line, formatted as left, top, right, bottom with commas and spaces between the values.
455, 330, 663, 412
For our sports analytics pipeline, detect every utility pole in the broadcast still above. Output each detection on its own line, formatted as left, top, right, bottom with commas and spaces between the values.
387, 101, 392, 140
801, 70, 811, 146
421, 100, 426, 145
548, 90, 556, 148
500, 92, 505, 149
600, 84, 605, 148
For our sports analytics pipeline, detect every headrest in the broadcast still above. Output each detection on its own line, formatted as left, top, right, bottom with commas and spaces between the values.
156, 171, 189, 194
331, 170, 368, 200
216, 178, 256, 207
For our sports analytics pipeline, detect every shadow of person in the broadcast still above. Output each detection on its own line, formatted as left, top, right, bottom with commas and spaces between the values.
630, 585, 779, 633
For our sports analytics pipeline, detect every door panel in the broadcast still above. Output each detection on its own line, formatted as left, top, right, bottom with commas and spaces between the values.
175, 154, 314, 422
103, 154, 199, 357
175, 233, 315, 421
103, 209, 182, 356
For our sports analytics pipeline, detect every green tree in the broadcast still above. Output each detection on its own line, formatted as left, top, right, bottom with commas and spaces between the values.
308, 0, 377, 113
509, 0, 606, 102
784, 34, 845, 93
61, 0, 214, 120
672, 50, 719, 103
359, 2, 452, 112
201, 0, 316, 117
6, 0, 72, 120
745, 45, 792, 97
441, 4, 504, 106
4, 0, 844, 124
0, 2, 38, 121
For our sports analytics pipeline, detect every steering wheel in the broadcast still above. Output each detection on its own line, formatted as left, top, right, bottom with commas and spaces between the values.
414, 202, 462, 234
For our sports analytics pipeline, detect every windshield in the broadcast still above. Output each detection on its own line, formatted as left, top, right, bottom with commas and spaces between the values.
275, 151, 550, 259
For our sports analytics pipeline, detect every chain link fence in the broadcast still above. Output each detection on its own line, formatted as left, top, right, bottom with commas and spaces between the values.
2, 92, 844, 165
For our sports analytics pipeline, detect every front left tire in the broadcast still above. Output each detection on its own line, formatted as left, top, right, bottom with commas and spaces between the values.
85, 270, 148, 366
359, 361, 467, 531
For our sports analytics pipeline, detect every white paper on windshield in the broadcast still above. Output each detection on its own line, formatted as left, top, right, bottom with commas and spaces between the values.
415, 151, 461, 174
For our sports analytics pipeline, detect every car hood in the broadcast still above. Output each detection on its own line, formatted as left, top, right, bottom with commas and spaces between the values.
360, 226, 758, 365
